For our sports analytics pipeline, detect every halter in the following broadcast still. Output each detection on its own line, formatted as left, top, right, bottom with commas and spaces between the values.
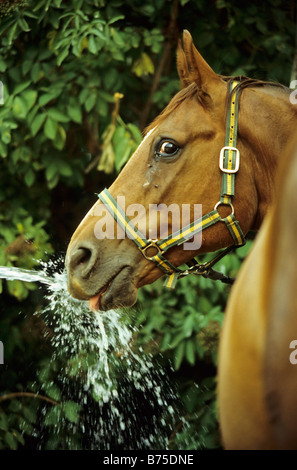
98, 80, 245, 288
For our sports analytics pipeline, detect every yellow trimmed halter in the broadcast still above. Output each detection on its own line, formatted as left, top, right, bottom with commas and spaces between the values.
98, 80, 245, 288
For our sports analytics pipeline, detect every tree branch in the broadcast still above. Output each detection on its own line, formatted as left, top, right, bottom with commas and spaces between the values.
0, 392, 59, 406
139, 0, 180, 130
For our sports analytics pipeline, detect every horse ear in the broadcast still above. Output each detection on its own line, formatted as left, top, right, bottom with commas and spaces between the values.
177, 30, 218, 90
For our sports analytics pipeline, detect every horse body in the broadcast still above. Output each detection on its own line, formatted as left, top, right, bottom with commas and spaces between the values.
65, 31, 297, 448
219, 137, 297, 449
218, 211, 277, 449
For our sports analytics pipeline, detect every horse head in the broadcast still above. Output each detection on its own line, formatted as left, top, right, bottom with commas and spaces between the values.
65, 31, 294, 311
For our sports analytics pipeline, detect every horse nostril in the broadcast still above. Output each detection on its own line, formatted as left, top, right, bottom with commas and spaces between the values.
68, 246, 94, 278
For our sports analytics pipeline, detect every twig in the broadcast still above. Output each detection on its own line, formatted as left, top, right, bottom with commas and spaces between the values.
139, 0, 180, 130
0, 392, 59, 406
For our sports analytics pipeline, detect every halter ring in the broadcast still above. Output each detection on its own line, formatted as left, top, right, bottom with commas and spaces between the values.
214, 201, 235, 217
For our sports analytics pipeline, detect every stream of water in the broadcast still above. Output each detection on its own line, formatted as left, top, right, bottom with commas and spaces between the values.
0, 264, 181, 450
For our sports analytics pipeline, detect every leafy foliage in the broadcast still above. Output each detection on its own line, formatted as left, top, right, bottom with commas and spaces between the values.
0, 0, 295, 451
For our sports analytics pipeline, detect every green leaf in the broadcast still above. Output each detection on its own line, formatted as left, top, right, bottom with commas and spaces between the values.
12, 96, 28, 119
57, 46, 69, 66
132, 53, 154, 77
185, 339, 196, 365
22, 59, 32, 76
45, 383, 61, 401
18, 16, 30, 32
53, 125, 67, 150
12, 430, 25, 446
0, 59, 7, 72
63, 401, 81, 424
24, 169, 35, 187
168, 330, 186, 349
58, 160, 72, 176
46, 162, 57, 181
0, 412, 8, 431
127, 123, 142, 143
13, 80, 31, 96
44, 406, 62, 426
5, 431, 18, 450
174, 341, 185, 370
47, 108, 70, 123
1, 130, 11, 144
0, 141, 7, 158
47, 173, 59, 189
44, 117, 58, 140
31, 62, 41, 82
88, 35, 98, 54
108, 15, 125, 25
30, 112, 46, 136
23, 406, 37, 424
85, 91, 97, 112
67, 104, 82, 123
7, 279, 28, 300
22, 90, 38, 111
112, 29, 125, 47
8, 22, 17, 45
97, 90, 115, 103
114, 145, 131, 172
39, 90, 61, 106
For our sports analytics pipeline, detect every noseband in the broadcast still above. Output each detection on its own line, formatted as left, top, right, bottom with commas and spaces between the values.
98, 80, 245, 288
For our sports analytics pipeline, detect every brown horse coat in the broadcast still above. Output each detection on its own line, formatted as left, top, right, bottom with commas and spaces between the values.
218, 137, 297, 449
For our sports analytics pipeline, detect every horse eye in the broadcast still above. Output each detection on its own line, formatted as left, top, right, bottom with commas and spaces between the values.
156, 140, 179, 159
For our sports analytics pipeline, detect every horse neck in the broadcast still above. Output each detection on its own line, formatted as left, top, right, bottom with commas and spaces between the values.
239, 86, 297, 229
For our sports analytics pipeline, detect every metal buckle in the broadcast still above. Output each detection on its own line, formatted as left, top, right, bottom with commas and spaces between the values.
214, 201, 234, 216
139, 240, 163, 260
219, 146, 240, 174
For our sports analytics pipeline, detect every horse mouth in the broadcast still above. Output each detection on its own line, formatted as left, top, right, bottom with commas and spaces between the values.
89, 278, 113, 311
88, 265, 138, 312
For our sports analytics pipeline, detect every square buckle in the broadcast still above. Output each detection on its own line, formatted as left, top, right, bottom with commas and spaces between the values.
219, 146, 240, 174
139, 240, 163, 260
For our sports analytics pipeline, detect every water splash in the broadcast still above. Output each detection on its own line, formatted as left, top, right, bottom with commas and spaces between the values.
40, 271, 178, 449
0, 265, 55, 285
0, 264, 180, 449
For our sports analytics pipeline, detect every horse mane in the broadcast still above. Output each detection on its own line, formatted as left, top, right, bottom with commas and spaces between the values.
145, 75, 290, 135
220, 75, 289, 118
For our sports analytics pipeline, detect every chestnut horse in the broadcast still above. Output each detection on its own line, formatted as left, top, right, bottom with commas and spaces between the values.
218, 135, 297, 449
66, 31, 297, 447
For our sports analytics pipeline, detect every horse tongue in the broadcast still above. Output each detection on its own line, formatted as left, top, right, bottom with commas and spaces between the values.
89, 293, 100, 311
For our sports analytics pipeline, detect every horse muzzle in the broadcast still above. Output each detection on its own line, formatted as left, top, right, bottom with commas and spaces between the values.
65, 238, 140, 311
